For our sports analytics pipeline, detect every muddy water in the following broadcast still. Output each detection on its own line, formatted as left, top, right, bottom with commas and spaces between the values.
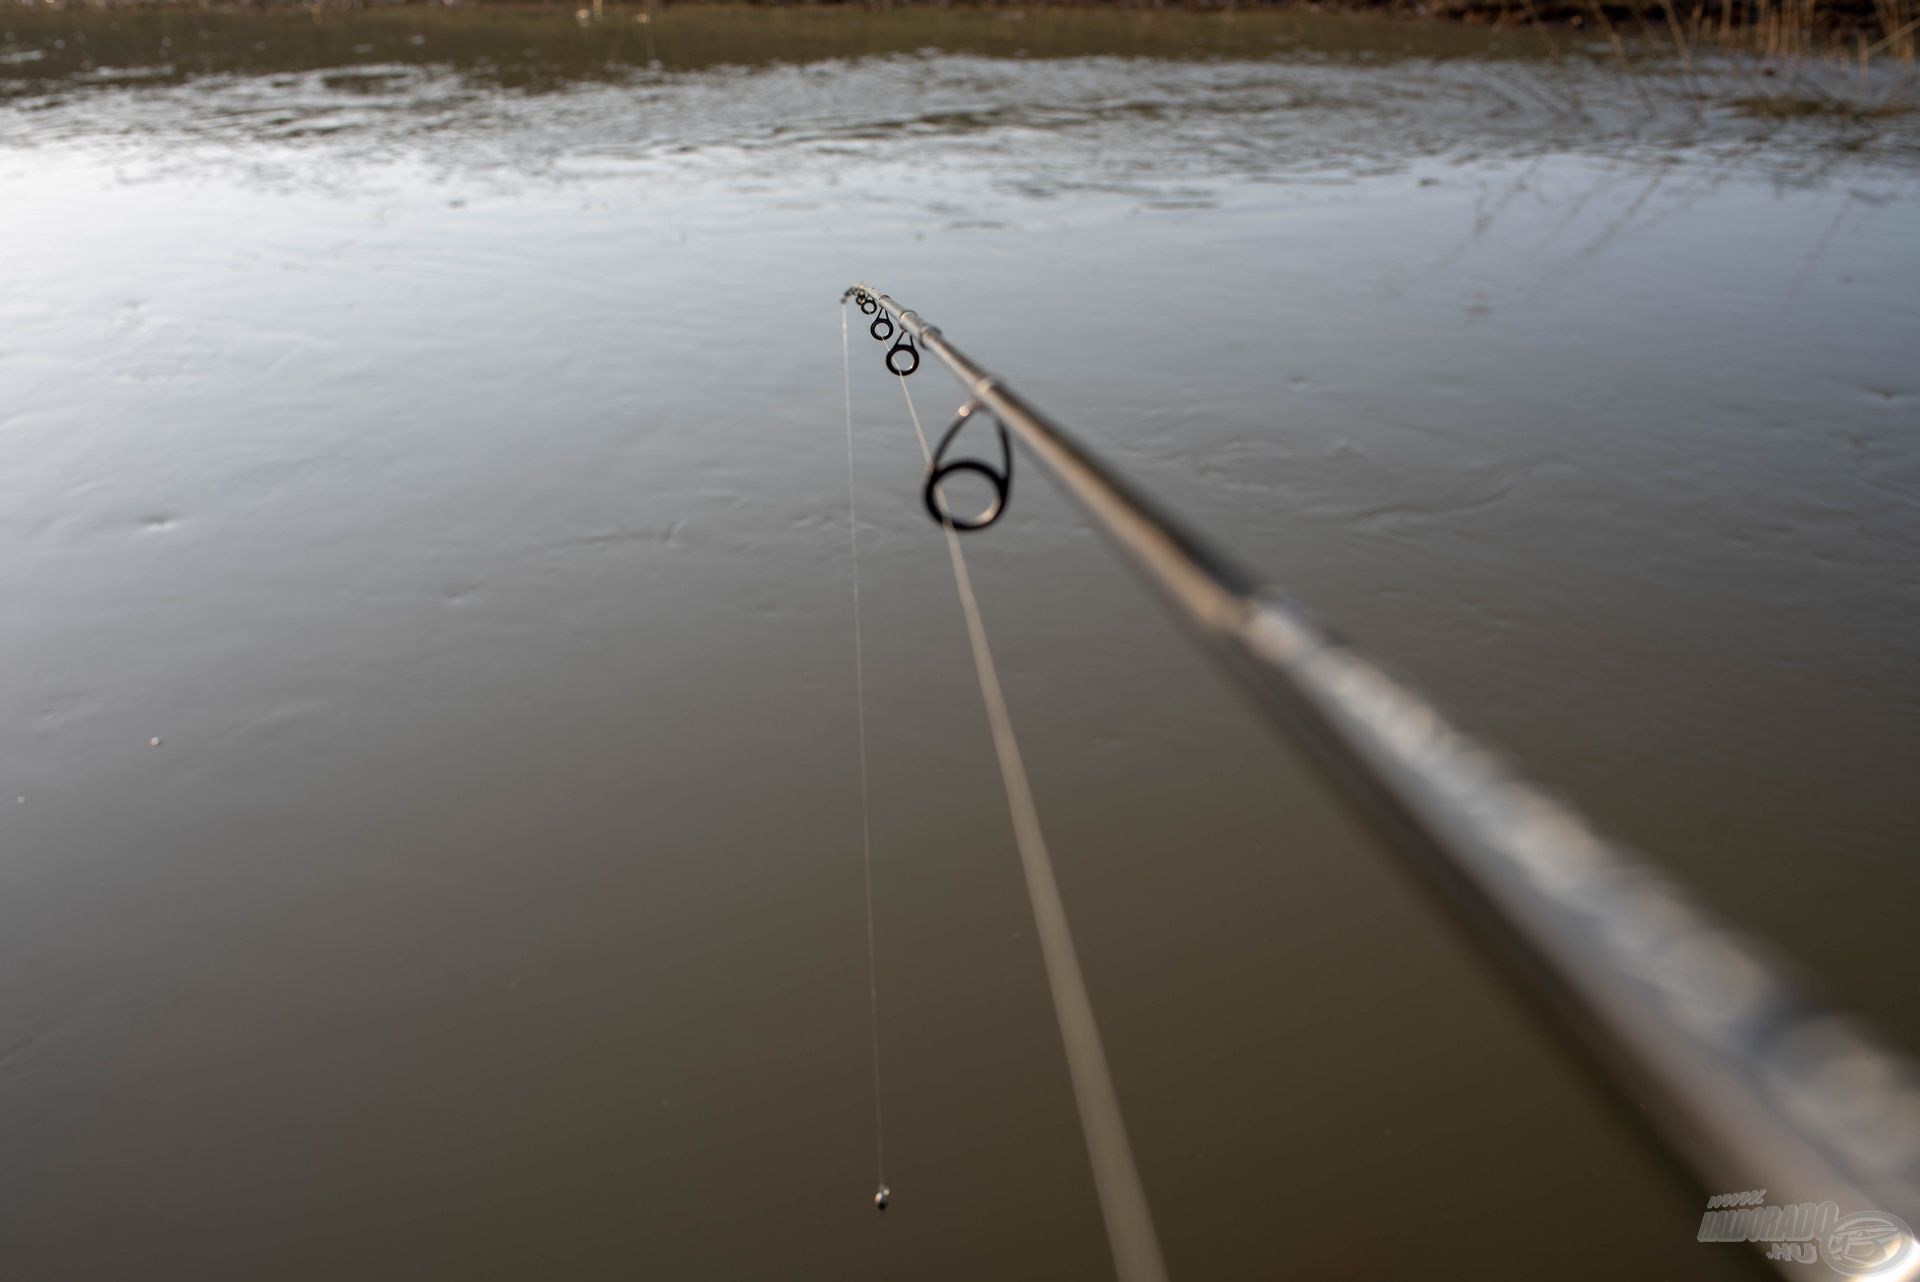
2, 7, 1917, 1279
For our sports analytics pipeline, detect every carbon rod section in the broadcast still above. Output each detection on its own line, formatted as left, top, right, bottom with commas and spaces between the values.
847, 283, 1920, 1278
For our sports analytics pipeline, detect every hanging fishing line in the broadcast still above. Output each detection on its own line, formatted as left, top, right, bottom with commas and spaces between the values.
840, 307, 889, 1216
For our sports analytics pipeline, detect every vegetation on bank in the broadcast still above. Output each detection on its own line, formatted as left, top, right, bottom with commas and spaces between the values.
2, 0, 1915, 48
1, 0, 1913, 87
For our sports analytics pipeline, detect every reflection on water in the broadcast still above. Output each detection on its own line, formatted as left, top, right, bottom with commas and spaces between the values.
1, 7, 1915, 1281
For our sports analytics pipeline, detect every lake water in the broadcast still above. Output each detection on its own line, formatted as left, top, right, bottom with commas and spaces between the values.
2, 7, 1916, 1278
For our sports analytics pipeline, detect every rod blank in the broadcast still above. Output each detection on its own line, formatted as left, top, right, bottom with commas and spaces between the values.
846, 282, 1920, 1280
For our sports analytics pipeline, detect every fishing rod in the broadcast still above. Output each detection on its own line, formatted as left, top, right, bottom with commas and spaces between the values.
842, 283, 1920, 1279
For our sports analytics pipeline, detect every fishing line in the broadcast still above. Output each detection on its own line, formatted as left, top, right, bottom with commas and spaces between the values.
840, 306, 890, 1215
892, 372, 1170, 1282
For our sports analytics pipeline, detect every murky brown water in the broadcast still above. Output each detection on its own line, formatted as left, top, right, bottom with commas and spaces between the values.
3, 6, 1917, 1278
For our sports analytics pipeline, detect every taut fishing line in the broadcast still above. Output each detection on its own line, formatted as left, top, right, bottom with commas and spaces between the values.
838, 291, 1169, 1282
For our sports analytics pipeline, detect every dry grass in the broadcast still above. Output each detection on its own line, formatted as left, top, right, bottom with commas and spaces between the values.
1435, 0, 1915, 68
1644, 0, 1916, 65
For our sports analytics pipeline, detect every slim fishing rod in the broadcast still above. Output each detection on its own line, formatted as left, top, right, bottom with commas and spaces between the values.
843, 283, 1920, 1279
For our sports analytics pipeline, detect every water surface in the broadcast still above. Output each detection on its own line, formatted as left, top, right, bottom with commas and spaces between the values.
2, 8, 1917, 1279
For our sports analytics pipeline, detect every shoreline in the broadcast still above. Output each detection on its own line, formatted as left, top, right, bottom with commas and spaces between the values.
0, 0, 1906, 36
2, 0, 1913, 72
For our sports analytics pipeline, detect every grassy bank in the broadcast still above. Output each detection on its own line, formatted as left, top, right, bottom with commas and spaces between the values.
2, 0, 1913, 79
2, 0, 1914, 47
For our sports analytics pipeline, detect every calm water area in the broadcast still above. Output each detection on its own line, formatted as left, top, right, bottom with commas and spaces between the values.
2, 5, 1917, 1277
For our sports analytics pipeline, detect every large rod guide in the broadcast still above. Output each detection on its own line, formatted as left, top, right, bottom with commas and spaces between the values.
844, 283, 1920, 1279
